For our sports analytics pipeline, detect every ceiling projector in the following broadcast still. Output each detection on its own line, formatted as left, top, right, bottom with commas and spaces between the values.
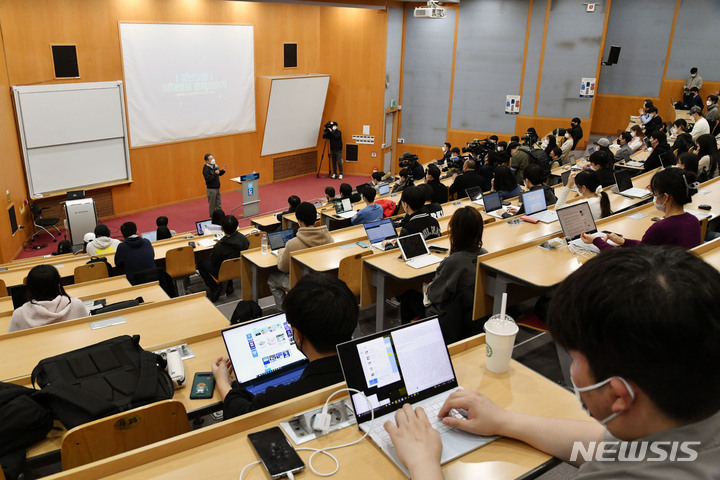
414, 1, 446, 19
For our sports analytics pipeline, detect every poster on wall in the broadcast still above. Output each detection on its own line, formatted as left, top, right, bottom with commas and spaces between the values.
580, 78, 596, 98
505, 95, 521, 115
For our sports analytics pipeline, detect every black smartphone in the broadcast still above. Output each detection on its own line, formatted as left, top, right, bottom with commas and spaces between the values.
189, 372, 215, 399
248, 427, 305, 478
428, 245, 449, 253
188, 241, 196, 248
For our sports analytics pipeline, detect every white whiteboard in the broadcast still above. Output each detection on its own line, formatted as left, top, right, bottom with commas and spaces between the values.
13, 82, 131, 198
261, 75, 330, 157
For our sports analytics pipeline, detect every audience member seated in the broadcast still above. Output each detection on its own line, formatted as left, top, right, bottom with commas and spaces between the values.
436, 142, 452, 165
9, 265, 89, 332
351, 186, 383, 225
82, 232, 95, 254
559, 130, 573, 158
638, 98, 654, 123
51, 239, 73, 256
212, 273, 357, 420
399, 207, 487, 325
197, 215, 249, 301
695, 134, 720, 180
386, 246, 720, 480
446, 148, 463, 173
276, 195, 301, 222
508, 142, 530, 183
490, 165, 521, 200
448, 159, 487, 199
324, 186, 336, 205
670, 118, 688, 138
339, 182, 362, 203
585, 168, 701, 250
689, 106, 710, 141
644, 131, 676, 171
156, 226, 172, 241
677, 152, 700, 177
267, 202, 333, 310
516, 164, 557, 215
541, 134, 558, 158
114, 221, 156, 281
594, 138, 613, 165
643, 107, 663, 134
678, 86, 703, 111
549, 146, 563, 165
392, 168, 415, 194
568, 117, 583, 150
588, 151, 615, 188
425, 164, 449, 204
397, 186, 441, 240
613, 132, 633, 164
628, 125, 646, 152
211, 208, 226, 226
156, 215, 176, 237
556, 170, 612, 220
704, 94, 718, 125
417, 183, 444, 219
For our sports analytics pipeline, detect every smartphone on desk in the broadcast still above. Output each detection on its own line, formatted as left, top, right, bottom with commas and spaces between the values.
189, 372, 214, 399
248, 427, 305, 478
428, 245, 449, 253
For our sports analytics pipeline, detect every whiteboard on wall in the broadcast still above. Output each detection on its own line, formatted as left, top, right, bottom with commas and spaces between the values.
13, 82, 132, 198
261, 75, 330, 157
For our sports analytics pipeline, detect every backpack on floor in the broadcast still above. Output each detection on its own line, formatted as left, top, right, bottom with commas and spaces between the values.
230, 300, 263, 325
31, 335, 174, 429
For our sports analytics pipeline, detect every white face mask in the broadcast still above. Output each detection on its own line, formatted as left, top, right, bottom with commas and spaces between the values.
631, 132, 636, 138
565, 133, 570, 139
442, 146, 447, 152
210, 159, 216, 165
707, 100, 713, 107
497, 146, 503, 151
572, 376, 635, 426
332, 125, 337, 131
671, 127, 677, 135
541, 141, 549, 148
691, 73, 697, 78
653, 195, 666, 212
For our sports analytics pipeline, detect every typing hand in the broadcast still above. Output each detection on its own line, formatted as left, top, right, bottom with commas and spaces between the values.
437, 390, 509, 437
606, 233, 625, 246
385, 404, 443, 480
580, 232, 601, 244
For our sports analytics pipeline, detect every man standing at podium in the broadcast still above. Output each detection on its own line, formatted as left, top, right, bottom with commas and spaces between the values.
203, 153, 227, 217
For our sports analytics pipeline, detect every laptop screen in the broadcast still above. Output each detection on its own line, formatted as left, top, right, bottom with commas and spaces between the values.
587, 147, 595, 155
397, 233, 429, 260
482, 191, 502, 212
196, 219, 212, 236
614, 170, 634, 192
378, 183, 391, 196
659, 152, 675, 169
221, 313, 308, 387
521, 188, 547, 215
561, 170, 572, 186
268, 229, 295, 250
465, 186, 482, 202
142, 231, 157, 242
364, 218, 397, 244
556, 202, 597, 242
337, 317, 457, 424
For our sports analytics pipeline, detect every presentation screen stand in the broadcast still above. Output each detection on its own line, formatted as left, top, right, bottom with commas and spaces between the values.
230, 173, 260, 218
63, 198, 98, 248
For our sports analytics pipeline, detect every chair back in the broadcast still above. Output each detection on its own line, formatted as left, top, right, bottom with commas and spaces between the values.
30, 203, 42, 218
0, 279, 7, 297
216, 257, 243, 283
246, 231, 263, 249
165, 246, 196, 279
338, 250, 373, 296
73, 262, 109, 284
61, 400, 189, 470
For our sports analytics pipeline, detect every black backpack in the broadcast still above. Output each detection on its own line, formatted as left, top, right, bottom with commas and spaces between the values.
525, 147, 551, 181
230, 300, 263, 324
31, 335, 174, 429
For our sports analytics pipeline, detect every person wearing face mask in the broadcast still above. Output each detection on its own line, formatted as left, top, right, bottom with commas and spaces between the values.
386, 246, 720, 480
638, 99, 654, 124
613, 132, 633, 165
588, 151, 615, 187
643, 131, 676, 171
558, 129, 572, 159
541, 135, 557, 158
202, 153, 227, 217
568, 118, 583, 150
211, 273, 357, 420
584, 168, 701, 251
689, 106, 710, 142
436, 142, 451, 165
669, 118, 687, 139
642, 107, 663, 135
683, 66, 703, 93
703, 94, 718, 125
556, 170, 612, 220
627, 125, 645, 152
322, 121, 344, 179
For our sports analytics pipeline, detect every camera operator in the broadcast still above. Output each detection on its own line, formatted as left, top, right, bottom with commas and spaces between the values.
322, 121, 343, 179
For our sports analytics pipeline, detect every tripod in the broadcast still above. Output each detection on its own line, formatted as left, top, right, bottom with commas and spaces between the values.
316, 138, 332, 178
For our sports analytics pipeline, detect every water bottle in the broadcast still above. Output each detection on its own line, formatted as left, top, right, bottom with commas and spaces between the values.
261, 233, 268, 254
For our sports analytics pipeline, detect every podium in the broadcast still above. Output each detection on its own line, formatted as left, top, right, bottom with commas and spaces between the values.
230, 173, 260, 218
64, 198, 98, 247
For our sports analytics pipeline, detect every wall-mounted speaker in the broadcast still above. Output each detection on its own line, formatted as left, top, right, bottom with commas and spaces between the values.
52, 45, 79, 78
284, 43, 298, 68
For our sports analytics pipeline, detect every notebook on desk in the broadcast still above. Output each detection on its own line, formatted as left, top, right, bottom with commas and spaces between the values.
334, 198, 356, 219
221, 313, 308, 396
614, 170, 650, 198
337, 317, 498, 478
364, 218, 398, 249
522, 189, 558, 223
556, 202, 600, 254
268, 229, 295, 256
397, 233, 442, 269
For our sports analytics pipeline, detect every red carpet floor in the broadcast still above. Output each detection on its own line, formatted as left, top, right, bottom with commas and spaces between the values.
18, 173, 368, 260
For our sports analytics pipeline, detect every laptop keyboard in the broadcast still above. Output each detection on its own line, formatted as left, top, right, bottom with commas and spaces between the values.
406, 254, 442, 269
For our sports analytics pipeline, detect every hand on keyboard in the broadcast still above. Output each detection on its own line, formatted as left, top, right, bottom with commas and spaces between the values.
437, 390, 509, 438
384, 404, 443, 478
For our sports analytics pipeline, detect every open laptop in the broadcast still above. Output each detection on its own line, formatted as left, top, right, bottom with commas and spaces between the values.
482, 191, 513, 219
221, 313, 309, 396
614, 170, 650, 198
334, 198, 356, 219
267, 229, 295, 256
521, 189, 558, 223
556, 202, 601, 254
364, 218, 398, 249
465, 186, 483, 205
397, 233, 443, 269
377, 182, 391, 196
141, 231, 157, 242
659, 152, 676, 169
337, 317, 498, 477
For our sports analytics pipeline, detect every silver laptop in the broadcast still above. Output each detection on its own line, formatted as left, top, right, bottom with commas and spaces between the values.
337, 317, 498, 477
465, 186, 483, 205
267, 229, 295, 256
397, 233, 442, 269
142, 231, 157, 242
482, 191, 512, 219
363, 218, 398, 249
522, 189, 558, 223
221, 313, 308, 396
556, 202, 600, 254
377, 182, 391, 196
334, 198, 356, 219
614, 170, 650, 198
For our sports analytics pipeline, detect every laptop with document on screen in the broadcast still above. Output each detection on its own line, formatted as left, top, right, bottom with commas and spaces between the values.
364, 218, 398, 248
267, 229, 295, 256
337, 317, 498, 477
334, 198, 356, 219
614, 169, 650, 198
521, 189, 558, 223
482, 191, 513, 219
397, 233, 443, 269
221, 313, 309, 396
556, 202, 600, 254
